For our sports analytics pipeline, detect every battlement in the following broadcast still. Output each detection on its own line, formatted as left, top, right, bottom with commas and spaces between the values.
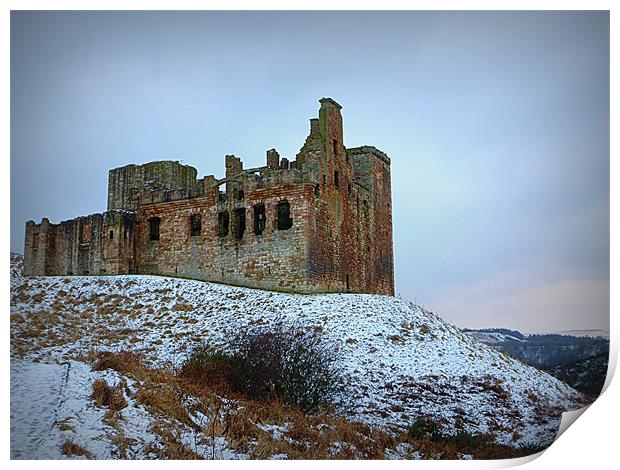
24, 98, 394, 295
346, 146, 391, 165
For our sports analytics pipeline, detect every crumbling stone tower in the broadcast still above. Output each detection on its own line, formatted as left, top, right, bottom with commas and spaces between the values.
23, 98, 394, 295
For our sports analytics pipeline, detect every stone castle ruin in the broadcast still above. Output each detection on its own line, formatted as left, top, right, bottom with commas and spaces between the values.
23, 98, 394, 295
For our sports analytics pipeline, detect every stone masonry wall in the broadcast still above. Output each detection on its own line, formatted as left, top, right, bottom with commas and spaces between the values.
108, 161, 198, 211
24, 211, 136, 276
135, 185, 314, 292
23, 98, 395, 296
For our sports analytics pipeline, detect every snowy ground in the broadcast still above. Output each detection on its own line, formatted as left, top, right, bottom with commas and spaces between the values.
10, 357, 249, 459
10, 254, 588, 458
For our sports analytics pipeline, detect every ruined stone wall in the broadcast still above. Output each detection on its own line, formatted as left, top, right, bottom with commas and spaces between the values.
135, 185, 314, 292
349, 146, 394, 295
24, 97, 395, 296
23, 211, 136, 276
303, 99, 394, 295
108, 161, 199, 211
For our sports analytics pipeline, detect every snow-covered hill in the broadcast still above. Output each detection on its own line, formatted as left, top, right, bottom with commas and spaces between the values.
10, 254, 587, 458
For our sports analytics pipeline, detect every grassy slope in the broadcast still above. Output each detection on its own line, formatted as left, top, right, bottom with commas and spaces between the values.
10, 254, 587, 458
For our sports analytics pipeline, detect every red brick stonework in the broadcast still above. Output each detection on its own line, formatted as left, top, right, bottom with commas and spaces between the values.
23, 98, 394, 295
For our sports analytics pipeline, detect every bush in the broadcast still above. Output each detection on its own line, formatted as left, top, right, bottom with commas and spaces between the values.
178, 347, 245, 393
407, 417, 444, 440
408, 417, 493, 453
179, 326, 341, 413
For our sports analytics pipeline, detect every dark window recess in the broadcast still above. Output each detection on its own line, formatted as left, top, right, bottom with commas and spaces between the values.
253, 204, 266, 235
277, 200, 293, 230
148, 217, 160, 241
33, 234, 39, 250
237, 190, 245, 201
109, 230, 114, 240
233, 208, 246, 240
346, 274, 350, 291
323, 174, 327, 185
314, 184, 320, 197
190, 214, 201, 237
346, 152, 350, 163
348, 182, 352, 194
333, 139, 338, 156
124, 229, 128, 240
218, 211, 229, 237
334, 170, 340, 188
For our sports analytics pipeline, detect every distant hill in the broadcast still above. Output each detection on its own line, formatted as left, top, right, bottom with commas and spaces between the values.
545, 353, 609, 398
465, 328, 609, 398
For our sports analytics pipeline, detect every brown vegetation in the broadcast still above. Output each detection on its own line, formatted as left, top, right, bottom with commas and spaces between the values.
91, 379, 127, 411
61, 441, 94, 459
86, 350, 543, 460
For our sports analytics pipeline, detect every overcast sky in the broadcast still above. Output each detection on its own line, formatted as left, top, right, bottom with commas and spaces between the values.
10, 11, 609, 333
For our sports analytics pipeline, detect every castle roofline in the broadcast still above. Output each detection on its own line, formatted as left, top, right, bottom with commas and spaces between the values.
346, 146, 391, 165
319, 97, 342, 109
110, 160, 197, 171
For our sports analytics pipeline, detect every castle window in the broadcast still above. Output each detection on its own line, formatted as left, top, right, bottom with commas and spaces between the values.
253, 204, 266, 235
218, 211, 229, 237
314, 184, 320, 197
348, 182, 352, 194
237, 190, 245, 201
277, 200, 293, 230
333, 139, 338, 156
109, 230, 114, 240
148, 217, 160, 241
33, 234, 39, 250
323, 174, 327, 185
190, 214, 201, 237
80, 223, 91, 244
233, 208, 246, 240
334, 170, 340, 188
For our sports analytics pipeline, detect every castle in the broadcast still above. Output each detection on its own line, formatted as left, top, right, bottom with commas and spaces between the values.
23, 98, 394, 295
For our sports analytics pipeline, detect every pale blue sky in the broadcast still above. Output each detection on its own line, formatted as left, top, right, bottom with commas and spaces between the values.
10, 11, 609, 333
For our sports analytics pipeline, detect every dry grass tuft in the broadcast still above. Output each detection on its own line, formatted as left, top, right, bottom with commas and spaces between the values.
91, 379, 127, 411
61, 440, 94, 459
134, 383, 194, 428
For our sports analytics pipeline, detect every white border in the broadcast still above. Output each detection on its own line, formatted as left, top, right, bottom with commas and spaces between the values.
3, 2, 615, 468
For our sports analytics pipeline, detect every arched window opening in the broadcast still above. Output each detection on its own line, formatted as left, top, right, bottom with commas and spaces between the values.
190, 214, 201, 237
254, 204, 266, 235
218, 212, 229, 237
233, 208, 246, 240
277, 200, 293, 230
148, 217, 160, 241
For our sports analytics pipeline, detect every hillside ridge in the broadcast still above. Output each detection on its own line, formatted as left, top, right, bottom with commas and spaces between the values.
10, 253, 587, 458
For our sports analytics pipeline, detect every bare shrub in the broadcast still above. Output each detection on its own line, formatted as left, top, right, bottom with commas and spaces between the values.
178, 348, 244, 393
180, 326, 341, 413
